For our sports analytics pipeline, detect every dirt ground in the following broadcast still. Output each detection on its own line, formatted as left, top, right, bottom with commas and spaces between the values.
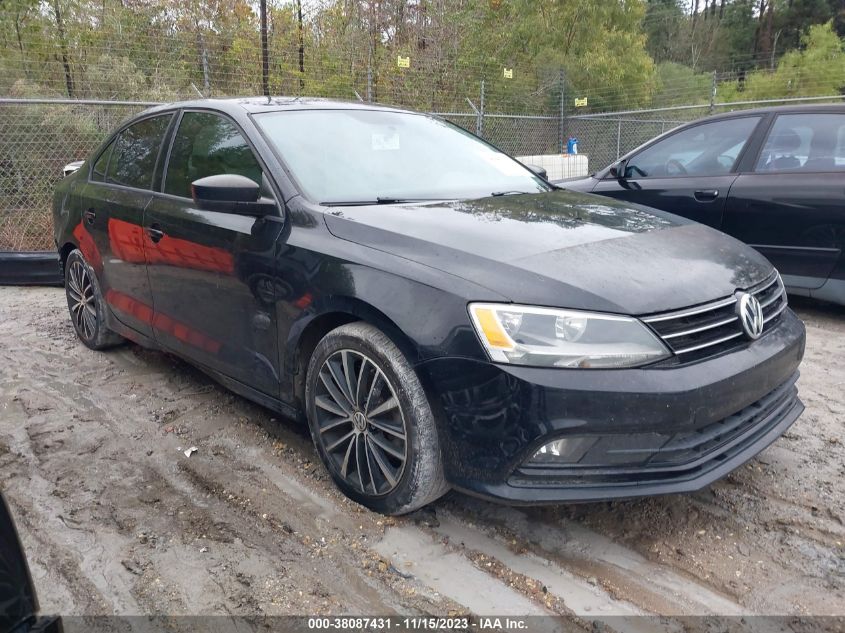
1, 286, 843, 621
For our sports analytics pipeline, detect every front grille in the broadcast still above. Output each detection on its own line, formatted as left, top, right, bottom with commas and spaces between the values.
642, 271, 788, 363
511, 372, 800, 487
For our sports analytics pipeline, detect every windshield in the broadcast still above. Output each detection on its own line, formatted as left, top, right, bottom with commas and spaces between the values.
254, 109, 550, 204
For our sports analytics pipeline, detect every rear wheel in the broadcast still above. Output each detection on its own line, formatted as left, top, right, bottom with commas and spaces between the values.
305, 322, 448, 515
64, 249, 123, 350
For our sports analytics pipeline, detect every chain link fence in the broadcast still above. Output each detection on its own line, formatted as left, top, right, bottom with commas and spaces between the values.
5, 1, 845, 253
5, 94, 845, 251
568, 94, 845, 175
567, 112, 693, 174
0, 100, 151, 250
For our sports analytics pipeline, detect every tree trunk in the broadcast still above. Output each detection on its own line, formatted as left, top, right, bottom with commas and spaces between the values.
752, 0, 766, 59
755, 0, 774, 65
51, 0, 74, 98
14, 13, 24, 57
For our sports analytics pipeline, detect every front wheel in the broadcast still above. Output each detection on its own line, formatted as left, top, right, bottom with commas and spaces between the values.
305, 322, 448, 515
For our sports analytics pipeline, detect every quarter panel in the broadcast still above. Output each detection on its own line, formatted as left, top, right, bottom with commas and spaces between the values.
723, 172, 845, 288
68, 182, 156, 337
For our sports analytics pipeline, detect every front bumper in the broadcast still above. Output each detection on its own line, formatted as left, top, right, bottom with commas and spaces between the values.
415, 308, 806, 504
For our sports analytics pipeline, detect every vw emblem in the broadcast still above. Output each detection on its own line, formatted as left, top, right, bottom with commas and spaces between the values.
736, 292, 764, 340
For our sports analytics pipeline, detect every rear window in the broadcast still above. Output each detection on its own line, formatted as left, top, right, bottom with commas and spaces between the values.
91, 139, 115, 182
755, 113, 845, 172
106, 114, 173, 190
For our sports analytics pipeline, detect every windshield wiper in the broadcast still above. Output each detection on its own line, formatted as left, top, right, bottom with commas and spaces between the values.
321, 197, 439, 206
490, 190, 533, 197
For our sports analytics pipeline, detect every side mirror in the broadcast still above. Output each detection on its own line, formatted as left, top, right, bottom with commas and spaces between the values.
524, 163, 548, 180
63, 160, 85, 177
191, 174, 276, 216
609, 159, 628, 180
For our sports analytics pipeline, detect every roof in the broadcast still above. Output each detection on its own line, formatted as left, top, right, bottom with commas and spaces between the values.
698, 102, 845, 122
142, 96, 417, 117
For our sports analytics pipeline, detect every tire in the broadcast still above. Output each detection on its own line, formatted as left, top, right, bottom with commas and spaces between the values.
305, 322, 449, 515
64, 249, 124, 350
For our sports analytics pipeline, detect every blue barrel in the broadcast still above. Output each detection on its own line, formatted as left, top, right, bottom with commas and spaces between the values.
567, 137, 578, 154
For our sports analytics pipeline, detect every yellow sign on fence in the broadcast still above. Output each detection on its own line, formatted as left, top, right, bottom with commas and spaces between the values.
574, 97, 588, 107
397, 56, 410, 68
503, 68, 513, 79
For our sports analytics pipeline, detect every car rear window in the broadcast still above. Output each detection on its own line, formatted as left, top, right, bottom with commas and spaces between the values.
106, 114, 173, 190
755, 113, 845, 172
91, 139, 115, 183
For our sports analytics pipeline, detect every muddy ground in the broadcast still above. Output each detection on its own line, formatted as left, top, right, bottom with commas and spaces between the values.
1, 286, 843, 622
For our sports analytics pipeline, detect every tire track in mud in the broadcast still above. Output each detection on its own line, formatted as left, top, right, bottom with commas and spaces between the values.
1, 287, 843, 620
1, 394, 132, 614
430, 503, 745, 616
0, 289, 465, 616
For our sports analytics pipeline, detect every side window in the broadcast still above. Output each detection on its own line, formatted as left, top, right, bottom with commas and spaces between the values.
624, 117, 760, 178
91, 139, 115, 182
754, 113, 845, 173
164, 112, 263, 199
106, 114, 173, 190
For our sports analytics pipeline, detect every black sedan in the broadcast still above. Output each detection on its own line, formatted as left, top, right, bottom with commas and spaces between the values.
0, 492, 62, 633
562, 104, 845, 306
53, 98, 805, 514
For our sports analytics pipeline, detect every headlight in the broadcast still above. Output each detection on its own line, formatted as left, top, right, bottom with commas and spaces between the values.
468, 303, 670, 368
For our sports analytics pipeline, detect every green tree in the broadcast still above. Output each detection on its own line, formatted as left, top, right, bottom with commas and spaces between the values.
717, 21, 845, 101
644, 0, 686, 63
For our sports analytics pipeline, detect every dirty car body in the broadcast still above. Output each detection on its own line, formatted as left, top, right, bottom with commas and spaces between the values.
52, 98, 805, 511
0, 493, 62, 633
561, 105, 845, 306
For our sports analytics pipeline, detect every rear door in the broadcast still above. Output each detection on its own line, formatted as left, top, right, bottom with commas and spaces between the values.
71, 113, 174, 339
144, 110, 284, 396
591, 116, 763, 229
723, 112, 845, 289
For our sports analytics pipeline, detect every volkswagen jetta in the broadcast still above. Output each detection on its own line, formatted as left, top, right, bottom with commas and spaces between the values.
52, 98, 806, 514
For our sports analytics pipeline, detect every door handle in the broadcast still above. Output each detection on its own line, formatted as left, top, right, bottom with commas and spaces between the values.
146, 224, 165, 243
694, 189, 719, 202
83, 209, 96, 225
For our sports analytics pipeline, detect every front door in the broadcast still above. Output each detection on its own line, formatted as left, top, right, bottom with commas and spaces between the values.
723, 112, 845, 289
592, 115, 763, 229
144, 110, 284, 396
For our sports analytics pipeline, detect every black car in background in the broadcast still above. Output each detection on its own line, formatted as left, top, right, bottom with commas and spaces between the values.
562, 105, 845, 306
53, 98, 805, 514
0, 493, 61, 633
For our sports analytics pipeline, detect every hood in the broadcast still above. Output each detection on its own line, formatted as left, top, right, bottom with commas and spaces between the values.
551, 176, 597, 191
324, 190, 774, 315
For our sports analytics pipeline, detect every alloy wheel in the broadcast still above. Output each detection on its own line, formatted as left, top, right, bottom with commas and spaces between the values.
66, 259, 97, 340
313, 349, 408, 496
